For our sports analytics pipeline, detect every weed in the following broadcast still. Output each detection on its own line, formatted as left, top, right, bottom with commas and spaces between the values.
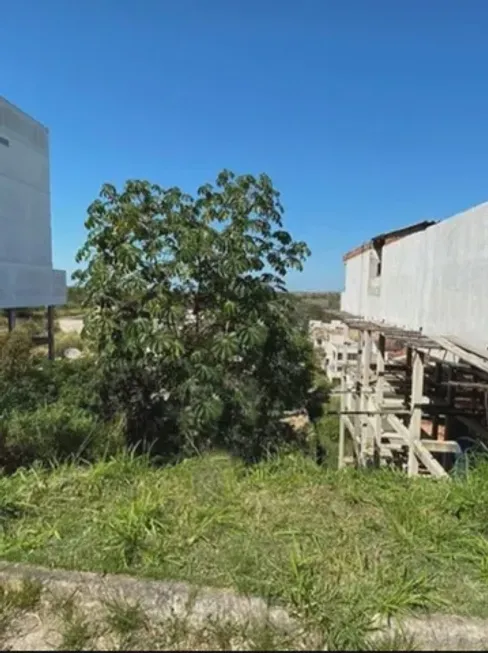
3, 578, 42, 611
54, 332, 84, 358
59, 613, 94, 651
54, 593, 96, 651
371, 630, 418, 651
104, 598, 147, 636
2, 452, 488, 645
0, 578, 43, 641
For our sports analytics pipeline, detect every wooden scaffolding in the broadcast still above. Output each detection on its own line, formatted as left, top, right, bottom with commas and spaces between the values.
334, 312, 488, 478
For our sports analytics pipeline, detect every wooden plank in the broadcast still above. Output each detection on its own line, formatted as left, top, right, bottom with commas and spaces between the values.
431, 336, 488, 375
408, 350, 424, 476
405, 346, 412, 411
343, 415, 356, 436
421, 440, 461, 454
343, 415, 359, 461
338, 345, 347, 470
360, 330, 373, 464
387, 414, 448, 478
448, 336, 488, 364
375, 334, 385, 461
354, 334, 363, 454
432, 362, 443, 440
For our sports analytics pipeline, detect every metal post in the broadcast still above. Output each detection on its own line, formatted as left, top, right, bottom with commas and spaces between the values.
47, 306, 55, 361
7, 309, 16, 332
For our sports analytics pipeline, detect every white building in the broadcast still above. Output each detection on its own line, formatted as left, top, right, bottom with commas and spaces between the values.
323, 339, 360, 382
309, 319, 362, 382
0, 96, 66, 309
341, 203, 488, 352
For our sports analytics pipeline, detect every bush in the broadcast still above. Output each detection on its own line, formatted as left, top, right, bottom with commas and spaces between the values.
0, 402, 125, 471
0, 330, 122, 471
75, 172, 319, 462
0, 356, 98, 419
54, 332, 84, 358
0, 326, 37, 377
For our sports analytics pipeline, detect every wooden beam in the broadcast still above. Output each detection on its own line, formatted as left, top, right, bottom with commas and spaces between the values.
374, 334, 386, 465
387, 414, 448, 478
338, 344, 347, 470
431, 336, 488, 375
448, 336, 488, 363
404, 347, 412, 413
360, 330, 373, 464
408, 350, 424, 476
343, 415, 359, 460
432, 362, 443, 440
335, 409, 410, 416
354, 334, 363, 456
343, 415, 355, 435
421, 440, 461, 454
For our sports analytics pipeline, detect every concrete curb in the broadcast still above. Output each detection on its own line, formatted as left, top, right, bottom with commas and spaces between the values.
0, 561, 296, 630
1, 562, 488, 650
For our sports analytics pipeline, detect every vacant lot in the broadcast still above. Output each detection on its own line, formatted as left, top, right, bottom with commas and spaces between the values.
2, 452, 488, 648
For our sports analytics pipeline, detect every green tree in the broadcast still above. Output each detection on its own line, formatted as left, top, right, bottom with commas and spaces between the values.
66, 285, 87, 307
74, 170, 322, 461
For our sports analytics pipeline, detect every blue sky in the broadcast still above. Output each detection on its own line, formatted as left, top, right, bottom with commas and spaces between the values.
2, 0, 488, 291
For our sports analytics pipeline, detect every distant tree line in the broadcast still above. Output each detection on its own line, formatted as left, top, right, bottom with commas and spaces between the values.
293, 291, 341, 322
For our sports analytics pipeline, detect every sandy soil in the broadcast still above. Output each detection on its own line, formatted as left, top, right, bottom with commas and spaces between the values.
57, 317, 84, 334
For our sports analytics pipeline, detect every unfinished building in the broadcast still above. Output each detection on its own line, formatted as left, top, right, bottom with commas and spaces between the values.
0, 96, 66, 356
337, 203, 488, 477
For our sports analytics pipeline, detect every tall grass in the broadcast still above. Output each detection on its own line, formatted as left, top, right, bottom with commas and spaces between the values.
2, 451, 488, 647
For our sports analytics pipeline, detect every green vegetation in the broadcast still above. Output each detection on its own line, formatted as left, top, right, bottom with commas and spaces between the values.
54, 331, 85, 358
293, 291, 341, 322
1, 452, 488, 648
0, 578, 42, 640
0, 170, 329, 471
73, 171, 326, 461
1, 170, 487, 649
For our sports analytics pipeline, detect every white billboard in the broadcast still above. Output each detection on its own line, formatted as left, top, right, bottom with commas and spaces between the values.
0, 96, 66, 308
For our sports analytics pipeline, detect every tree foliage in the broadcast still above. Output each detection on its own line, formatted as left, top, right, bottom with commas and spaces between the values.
74, 170, 323, 460
66, 285, 87, 307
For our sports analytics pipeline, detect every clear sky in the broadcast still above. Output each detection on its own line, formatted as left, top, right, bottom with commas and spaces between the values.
2, 0, 488, 291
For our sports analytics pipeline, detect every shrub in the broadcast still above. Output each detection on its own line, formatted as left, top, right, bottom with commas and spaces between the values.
1, 402, 96, 469
0, 329, 122, 470
74, 172, 319, 462
54, 332, 84, 358
0, 402, 124, 471
0, 356, 98, 420
0, 326, 36, 377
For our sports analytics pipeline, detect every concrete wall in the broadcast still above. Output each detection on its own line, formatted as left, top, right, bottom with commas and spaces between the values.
341, 201, 488, 350
0, 97, 66, 308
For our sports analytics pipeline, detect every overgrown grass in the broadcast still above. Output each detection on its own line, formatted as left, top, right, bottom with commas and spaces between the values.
54, 331, 85, 358
316, 396, 340, 467
2, 452, 488, 647
0, 578, 42, 641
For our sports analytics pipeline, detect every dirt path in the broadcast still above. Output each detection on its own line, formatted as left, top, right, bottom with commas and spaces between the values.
57, 317, 84, 334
